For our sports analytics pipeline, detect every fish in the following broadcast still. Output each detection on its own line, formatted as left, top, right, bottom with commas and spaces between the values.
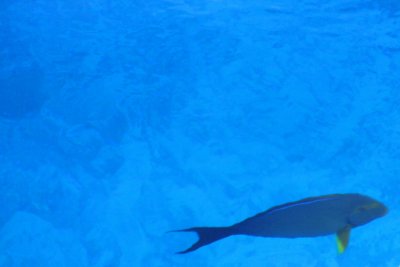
173, 193, 387, 254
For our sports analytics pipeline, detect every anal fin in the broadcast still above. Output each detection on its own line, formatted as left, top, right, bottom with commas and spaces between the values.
336, 225, 351, 254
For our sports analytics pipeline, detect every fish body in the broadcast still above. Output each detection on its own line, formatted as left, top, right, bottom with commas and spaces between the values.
174, 193, 387, 254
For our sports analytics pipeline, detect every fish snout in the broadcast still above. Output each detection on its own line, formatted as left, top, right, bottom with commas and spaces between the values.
382, 205, 389, 216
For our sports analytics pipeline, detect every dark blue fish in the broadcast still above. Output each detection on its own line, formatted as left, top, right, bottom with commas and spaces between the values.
174, 193, 387, 254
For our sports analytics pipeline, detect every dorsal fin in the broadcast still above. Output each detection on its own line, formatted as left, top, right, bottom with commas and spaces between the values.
264, 194, 341, 215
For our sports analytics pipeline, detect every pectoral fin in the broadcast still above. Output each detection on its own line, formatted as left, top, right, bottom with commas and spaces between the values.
336, 226, 351, 254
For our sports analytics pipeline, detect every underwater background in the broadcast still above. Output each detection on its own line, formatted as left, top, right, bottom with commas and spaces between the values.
1, 0, 399, 266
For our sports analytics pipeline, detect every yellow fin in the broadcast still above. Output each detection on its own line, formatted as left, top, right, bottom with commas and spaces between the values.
336, 226, 351, 254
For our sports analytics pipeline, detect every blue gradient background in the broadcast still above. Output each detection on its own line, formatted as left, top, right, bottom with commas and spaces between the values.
1, 1, 399, 266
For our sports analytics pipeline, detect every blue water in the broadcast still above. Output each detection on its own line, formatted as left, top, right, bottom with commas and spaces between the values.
1, 0, 399, 266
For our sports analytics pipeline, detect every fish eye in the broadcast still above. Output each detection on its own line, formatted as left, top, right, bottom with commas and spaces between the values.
359, 203, 379, 212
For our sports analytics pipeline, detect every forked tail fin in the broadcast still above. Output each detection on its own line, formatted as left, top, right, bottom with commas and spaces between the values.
173, 227, 233, 254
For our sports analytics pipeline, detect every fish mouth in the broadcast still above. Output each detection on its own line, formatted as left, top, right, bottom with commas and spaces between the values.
382, 205, 389, 216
